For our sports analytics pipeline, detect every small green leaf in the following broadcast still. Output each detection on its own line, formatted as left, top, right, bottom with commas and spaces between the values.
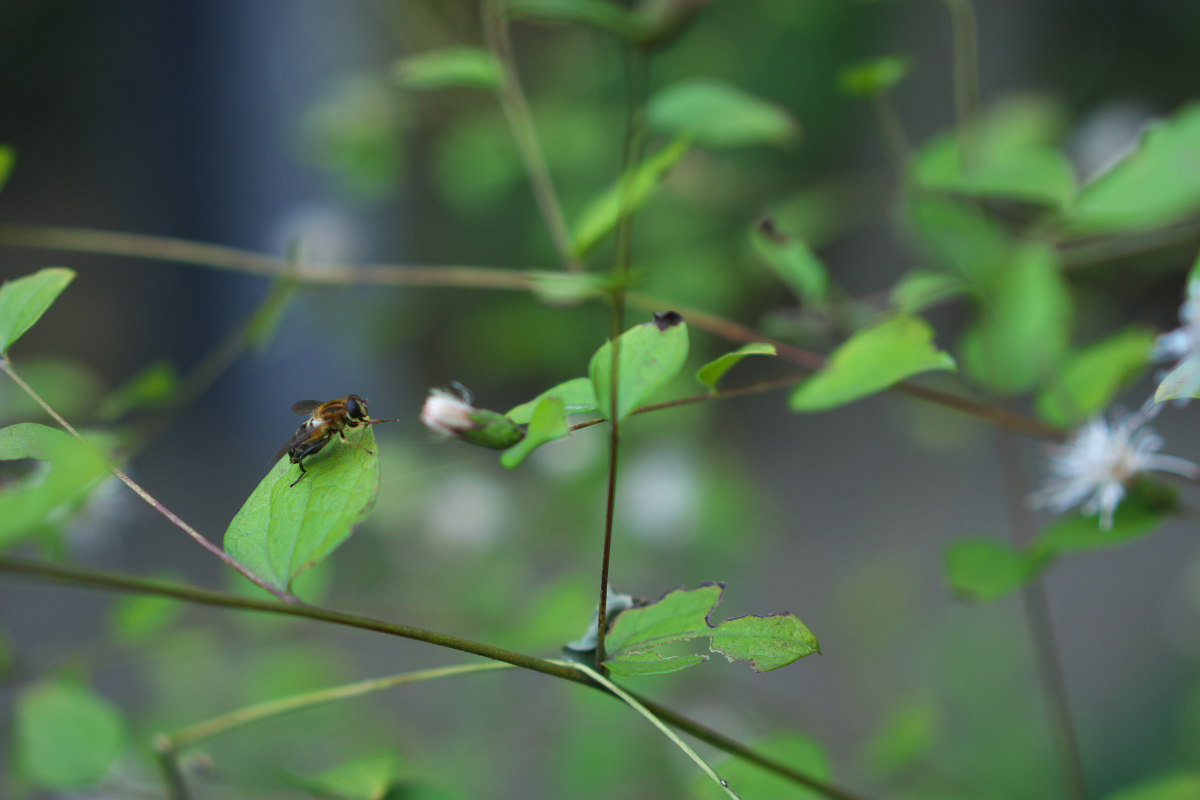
839, 56, 911, 97
0, 423, 109, 550
913, 135, 1075, 208
109, 592, 182, 645
508, 377, 598, 424
889, 270, 969, 313
571, 136, 689, 257
1036, 328, 1155, 426
751, 219, 829, 302
1106, 773, 1200, 800
690, 732, 831, 800
647, 79, 800, 150
904, 194, 1010, 283
945, 538, 1044, 603
507, 0, 636, 37
865, 697, 940, 775
1070, 103, 1200, 232
394, 47, 502, 91
0, 268, 75, 355
604, 583, 818, 677
528, 272, 609, 306
291, 751, 407, 800
711, 613, 820, 672
99, 360, 180, 422
789, 315, 955, 412
590, 312, 689, 422
0, 145, 14, 193
224, 425, 380, 592
1155, 354, 1200, 403
1033, 486, 1172, 557
501, 395, 568, 468
15, 679, 127, 789
960, 242, 1072, 395
695, 343, 777, 390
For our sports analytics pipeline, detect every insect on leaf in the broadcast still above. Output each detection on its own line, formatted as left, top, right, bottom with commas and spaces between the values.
224, 425, 380, 592
0, 268, 75, 356
590, 311, 688, 422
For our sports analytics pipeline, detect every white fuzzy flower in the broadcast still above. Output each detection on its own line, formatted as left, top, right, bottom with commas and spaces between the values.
1153, 276, 1200, 366
420, 388, 478, 437
1031, 403, 1197, 529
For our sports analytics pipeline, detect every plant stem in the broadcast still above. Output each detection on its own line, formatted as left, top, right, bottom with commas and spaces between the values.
0, 222, 1063, 441
0, 556, 865, 800
871, 91, 912, 173
153, 736, 191, 800
996, 431, 1089, 800
943, 0, 981, 170
0, 360, 296, 604
482, 0, 582, 272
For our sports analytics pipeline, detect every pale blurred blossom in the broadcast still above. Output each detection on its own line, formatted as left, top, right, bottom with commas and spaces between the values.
420, 388, 478, 438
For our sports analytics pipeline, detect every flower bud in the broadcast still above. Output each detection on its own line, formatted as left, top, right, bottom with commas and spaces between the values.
420, 388, 525, 450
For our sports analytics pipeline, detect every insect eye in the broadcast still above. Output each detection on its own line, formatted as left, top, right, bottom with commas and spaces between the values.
346, 395, 366, 419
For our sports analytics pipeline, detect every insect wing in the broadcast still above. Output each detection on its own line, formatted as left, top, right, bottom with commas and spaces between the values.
292, 400, 322, 416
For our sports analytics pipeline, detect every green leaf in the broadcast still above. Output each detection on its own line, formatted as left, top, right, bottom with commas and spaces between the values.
711, 613, 820, 672
501, 395, 569, 468
1106, 773, 1200, 800
1036, 328, 1155, 426
789, 315, 955, 412
224, 424, 380, 592
99, 360, 180, 422
604, 584, 818, 677
0, 144, 14, 193
839, 55, 911, 97
571, 136, 689, 257
291, 751, 407, 800
528, 271, 609, 306
904, 194, 1010, 283
0, 625, 12, 676
690, 732, 831, 800
913, 135, 1075, 208
1156, 355, 1200, 403
589, 312, 689, 422
15, 679, 127, 789
394, 47, 502, 92
865, 697, 940, 775
1032, 486, 1172, 557
0, 358, 104, 427
751, 219, 829, 302
0, 423, 109, 550
507, 0, 636, 37
647, 78, 800, 150
695, 343, 777, 390
889, 270, 969, 313
960, 242, 1072, 395
1070, 103, 1200, 232
109, 592, 182, 645
0, 268, 75, 355
507, 377, 598, 423
944, 538, 1045, 603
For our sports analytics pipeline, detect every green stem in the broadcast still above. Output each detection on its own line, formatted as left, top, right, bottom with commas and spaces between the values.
482, 0, 582, 272
153, 736, 191, 800
0, 556, 864, 800
166, 663, 512, 751
0, 361, 296, 604
942, 0, 981, 170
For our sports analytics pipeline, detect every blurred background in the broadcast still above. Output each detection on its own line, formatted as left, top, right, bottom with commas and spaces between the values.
2, 1, 1200, 798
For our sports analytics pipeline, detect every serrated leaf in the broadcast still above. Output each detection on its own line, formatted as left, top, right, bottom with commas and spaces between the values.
0, 268, 75, 355
394, 47, 502, 91
501, 395, 568, 468
15, 680, 127, 789
960, 242, 1072, 395
99, 360, 180, 422
711, 614, 819, 672
1155, 354, 1200, 403
1070, 103, 1200, 232
889, 270, 969, 313
507, 0, 636, 37
839, 56, 911, 97
944, 538, 1044, 603
1106, 773, 1200, 800
690, 732, 831, 800
590, 312, 688, 422
508, 377, 598, 423
647, 79, 800, 150
1037, 328, 1155, 426
751, 219, 829, 302
695, 343, 777, 390
789, 315, 955, 412
0, 423, 108, 550
224, 425, 380, 592
571, 136, 689, 257
604, 584, 818, 677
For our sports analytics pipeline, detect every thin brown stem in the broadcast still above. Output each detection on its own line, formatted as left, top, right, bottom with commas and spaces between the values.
0, 360, 297, 604
482, 0, 582, 272
0, 556, 865, 800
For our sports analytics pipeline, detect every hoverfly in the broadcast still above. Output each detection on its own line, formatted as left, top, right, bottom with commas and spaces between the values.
275, 395, 394, 487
